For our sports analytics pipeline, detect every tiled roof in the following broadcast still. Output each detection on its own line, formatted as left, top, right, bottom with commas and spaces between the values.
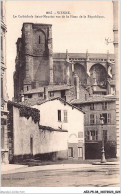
20, 97, 85, 113
71, 95, 116, 104
53, 53, 114, 59
24, 85, 73, 94
20, 97, 53, 107
7, 100, 40, 112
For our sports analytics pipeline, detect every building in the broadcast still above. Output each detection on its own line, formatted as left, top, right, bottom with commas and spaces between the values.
7, 96, 85, 163
1, 1, 9, 164
20, 96, 85, 160
71, 95, 116, 159
14, 23, 115, 103
7, 101, 68, 163
13, 22, 117, 160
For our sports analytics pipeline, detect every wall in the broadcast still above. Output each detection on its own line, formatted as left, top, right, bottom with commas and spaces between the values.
33, 99, 84, 137
75, 100, 116, 159
82, 101, 116, 142
33, 99, 85, 159
12, 106, 68, 159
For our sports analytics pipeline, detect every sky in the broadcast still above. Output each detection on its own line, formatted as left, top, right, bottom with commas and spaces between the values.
6, 1, 114, 100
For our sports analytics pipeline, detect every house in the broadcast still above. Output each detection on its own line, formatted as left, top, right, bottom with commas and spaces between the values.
23, 84, 75, 102
21, 96, 85, 160
7, 96, 85, 163
7, 101, 68, 163
71, 95, 116, 159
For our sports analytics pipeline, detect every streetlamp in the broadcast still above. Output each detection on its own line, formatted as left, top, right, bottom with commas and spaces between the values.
100, 115, 106, 163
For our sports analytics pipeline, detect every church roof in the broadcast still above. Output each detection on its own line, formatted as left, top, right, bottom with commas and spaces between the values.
53, 53, 114, 59
71, 95, 116, 104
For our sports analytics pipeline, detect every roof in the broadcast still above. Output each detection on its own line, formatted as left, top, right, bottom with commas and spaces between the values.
39, 125, 68, 132
24, 85, 73, 94
71, 95, 116, 104
7, 100, 40, 112
20, 97, 85, 114
53, 53, 114, 59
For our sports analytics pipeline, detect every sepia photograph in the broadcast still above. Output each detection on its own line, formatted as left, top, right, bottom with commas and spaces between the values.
1, 0, 120, 192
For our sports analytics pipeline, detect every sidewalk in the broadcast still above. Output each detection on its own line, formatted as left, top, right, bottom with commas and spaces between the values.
92, 161, 120, 165
1, 160, 119, 175
1, 164, 28, 174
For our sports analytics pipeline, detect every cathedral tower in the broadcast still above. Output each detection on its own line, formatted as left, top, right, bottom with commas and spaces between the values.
14, 23, 53, 102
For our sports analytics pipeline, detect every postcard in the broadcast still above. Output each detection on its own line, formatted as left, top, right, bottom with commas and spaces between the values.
1, 1, 120, 193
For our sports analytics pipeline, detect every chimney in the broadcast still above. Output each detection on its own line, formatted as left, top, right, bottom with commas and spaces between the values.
74, 74, 80, 99
44, 86, 48, 100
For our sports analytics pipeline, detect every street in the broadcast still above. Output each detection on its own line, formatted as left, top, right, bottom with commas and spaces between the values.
1, 163, 120, 187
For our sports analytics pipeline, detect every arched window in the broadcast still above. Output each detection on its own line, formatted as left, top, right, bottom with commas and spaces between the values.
39, 35, 41, 44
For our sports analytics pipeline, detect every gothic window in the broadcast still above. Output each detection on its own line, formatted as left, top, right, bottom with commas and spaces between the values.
39, 35, 41, 44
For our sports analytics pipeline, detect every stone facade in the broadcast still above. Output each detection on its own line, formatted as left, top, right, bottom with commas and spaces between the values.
1, 1, 9, 164
14, 23, 53, 101
72, 96, 116, 159
14, 23, 115, 103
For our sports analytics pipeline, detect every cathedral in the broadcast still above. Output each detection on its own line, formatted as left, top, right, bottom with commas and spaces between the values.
13, 23, 116, 159
14, 23, 115, 102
